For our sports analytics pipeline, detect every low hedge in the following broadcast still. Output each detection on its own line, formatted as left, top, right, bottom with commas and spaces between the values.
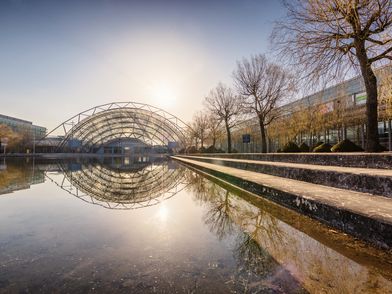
311, 141, 324, 151
331, 139, 364, 152
282, 141, 301, 153
205, 145, 225, 153
299, 142, 310, 152
313, 143, 332, 152
186, 146, 198, 153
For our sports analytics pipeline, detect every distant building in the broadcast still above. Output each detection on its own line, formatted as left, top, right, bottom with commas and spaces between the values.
0, 114, 46, 138
218, 65, 392, 152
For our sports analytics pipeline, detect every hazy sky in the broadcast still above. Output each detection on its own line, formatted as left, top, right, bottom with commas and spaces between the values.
0, 0, 284, 131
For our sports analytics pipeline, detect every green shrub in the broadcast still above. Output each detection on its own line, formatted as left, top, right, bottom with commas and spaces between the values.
313, 143, 332, 152
299, 142, 310, 152
276, 148, 283, 153
331, 139, 364, 152
230, 148, 239, 153
282, 141, 301, 153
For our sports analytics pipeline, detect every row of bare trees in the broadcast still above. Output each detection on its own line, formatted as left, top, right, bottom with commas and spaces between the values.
187, 54, 295, 153
189, 0, 392, 153
272, 0, 392, 152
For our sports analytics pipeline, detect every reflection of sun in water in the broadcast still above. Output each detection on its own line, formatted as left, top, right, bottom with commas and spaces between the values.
150, 81, 177, 108
157, 204, 168, 222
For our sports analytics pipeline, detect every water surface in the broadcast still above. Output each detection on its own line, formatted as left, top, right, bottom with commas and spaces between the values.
0, 157, 391, 293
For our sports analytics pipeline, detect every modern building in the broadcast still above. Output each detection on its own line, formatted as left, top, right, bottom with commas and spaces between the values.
0, 113, 46, 139
219, 66, 392, 152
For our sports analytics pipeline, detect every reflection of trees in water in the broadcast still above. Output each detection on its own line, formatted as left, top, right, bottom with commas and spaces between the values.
238, 201, 285, 251
204, 190, 235, 240
186, 171, 305, 293
234, 232, 276, 277
0, 165, 30, 189
0, 159, 44, 195
187, 172, 392, 293
187, 171, 284, 246
185, 170, 213, 203
186, 171, 236, 239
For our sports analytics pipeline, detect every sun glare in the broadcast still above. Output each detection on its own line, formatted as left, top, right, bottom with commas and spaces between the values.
157, 204, 169, 222
150, 82, 177, 109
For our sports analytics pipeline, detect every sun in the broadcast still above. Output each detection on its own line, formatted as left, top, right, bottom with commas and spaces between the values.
150, 81, 177, 109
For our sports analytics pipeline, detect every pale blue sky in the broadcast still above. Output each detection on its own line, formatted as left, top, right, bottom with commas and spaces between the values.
0, 0, 284, 131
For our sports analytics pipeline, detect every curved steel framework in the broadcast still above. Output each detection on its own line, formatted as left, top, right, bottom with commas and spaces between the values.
44, 102, 189, 152
46, 160, 188, 210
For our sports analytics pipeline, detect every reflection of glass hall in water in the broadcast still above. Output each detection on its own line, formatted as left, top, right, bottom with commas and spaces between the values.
46, 156, 187, 210
1, 159, 392, 292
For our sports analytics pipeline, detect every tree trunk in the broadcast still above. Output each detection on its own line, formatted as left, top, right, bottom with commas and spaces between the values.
355, 40, 380, 152
258, 116, 267, 153
212, 136, 216, 149
225, 120, 232, 153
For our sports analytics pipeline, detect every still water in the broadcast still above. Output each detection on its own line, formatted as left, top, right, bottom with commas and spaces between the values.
0, 156, 392, 293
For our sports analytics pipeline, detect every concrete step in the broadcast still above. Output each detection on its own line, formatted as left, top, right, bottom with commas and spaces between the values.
178, 155, 392, 198
187, 152, 392, 169
173, 156, 392, 249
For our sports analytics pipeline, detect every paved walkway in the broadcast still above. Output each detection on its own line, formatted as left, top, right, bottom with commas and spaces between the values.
178, 155, 392, 177
174, 156, 392, 224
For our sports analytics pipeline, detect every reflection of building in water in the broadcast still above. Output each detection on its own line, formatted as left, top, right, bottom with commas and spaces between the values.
101, 154, 155, 169
0, 160, 45, 195
47, 157, 188, 209
187, 172, 392, 293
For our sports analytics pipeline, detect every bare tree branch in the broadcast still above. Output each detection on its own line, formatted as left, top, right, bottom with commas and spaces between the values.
271, 0, 392, 152
233, 54, 296, 153
205, 83, 243, 153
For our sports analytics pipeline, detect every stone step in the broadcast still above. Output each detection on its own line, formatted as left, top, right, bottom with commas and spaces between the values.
173, 156, 392, 249
177, 155, 392, 198
187, 152, 392, 169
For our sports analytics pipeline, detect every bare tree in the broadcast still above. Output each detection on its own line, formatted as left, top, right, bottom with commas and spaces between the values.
205, 83, 242, 153
192, 111, 209, 150
378, 64, 392, 119
272, 0, 392, 152
233, 54, 295, 153
191, 112, 209, 149
206, 113, 223, 149
185, 124, 198, 151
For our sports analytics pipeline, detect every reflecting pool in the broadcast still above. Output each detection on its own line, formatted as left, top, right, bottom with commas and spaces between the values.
0, 156, 392, 293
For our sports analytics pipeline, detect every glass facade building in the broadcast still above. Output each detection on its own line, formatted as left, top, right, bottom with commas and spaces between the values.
219, 66, 392, 152
0, 114, 46, 139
